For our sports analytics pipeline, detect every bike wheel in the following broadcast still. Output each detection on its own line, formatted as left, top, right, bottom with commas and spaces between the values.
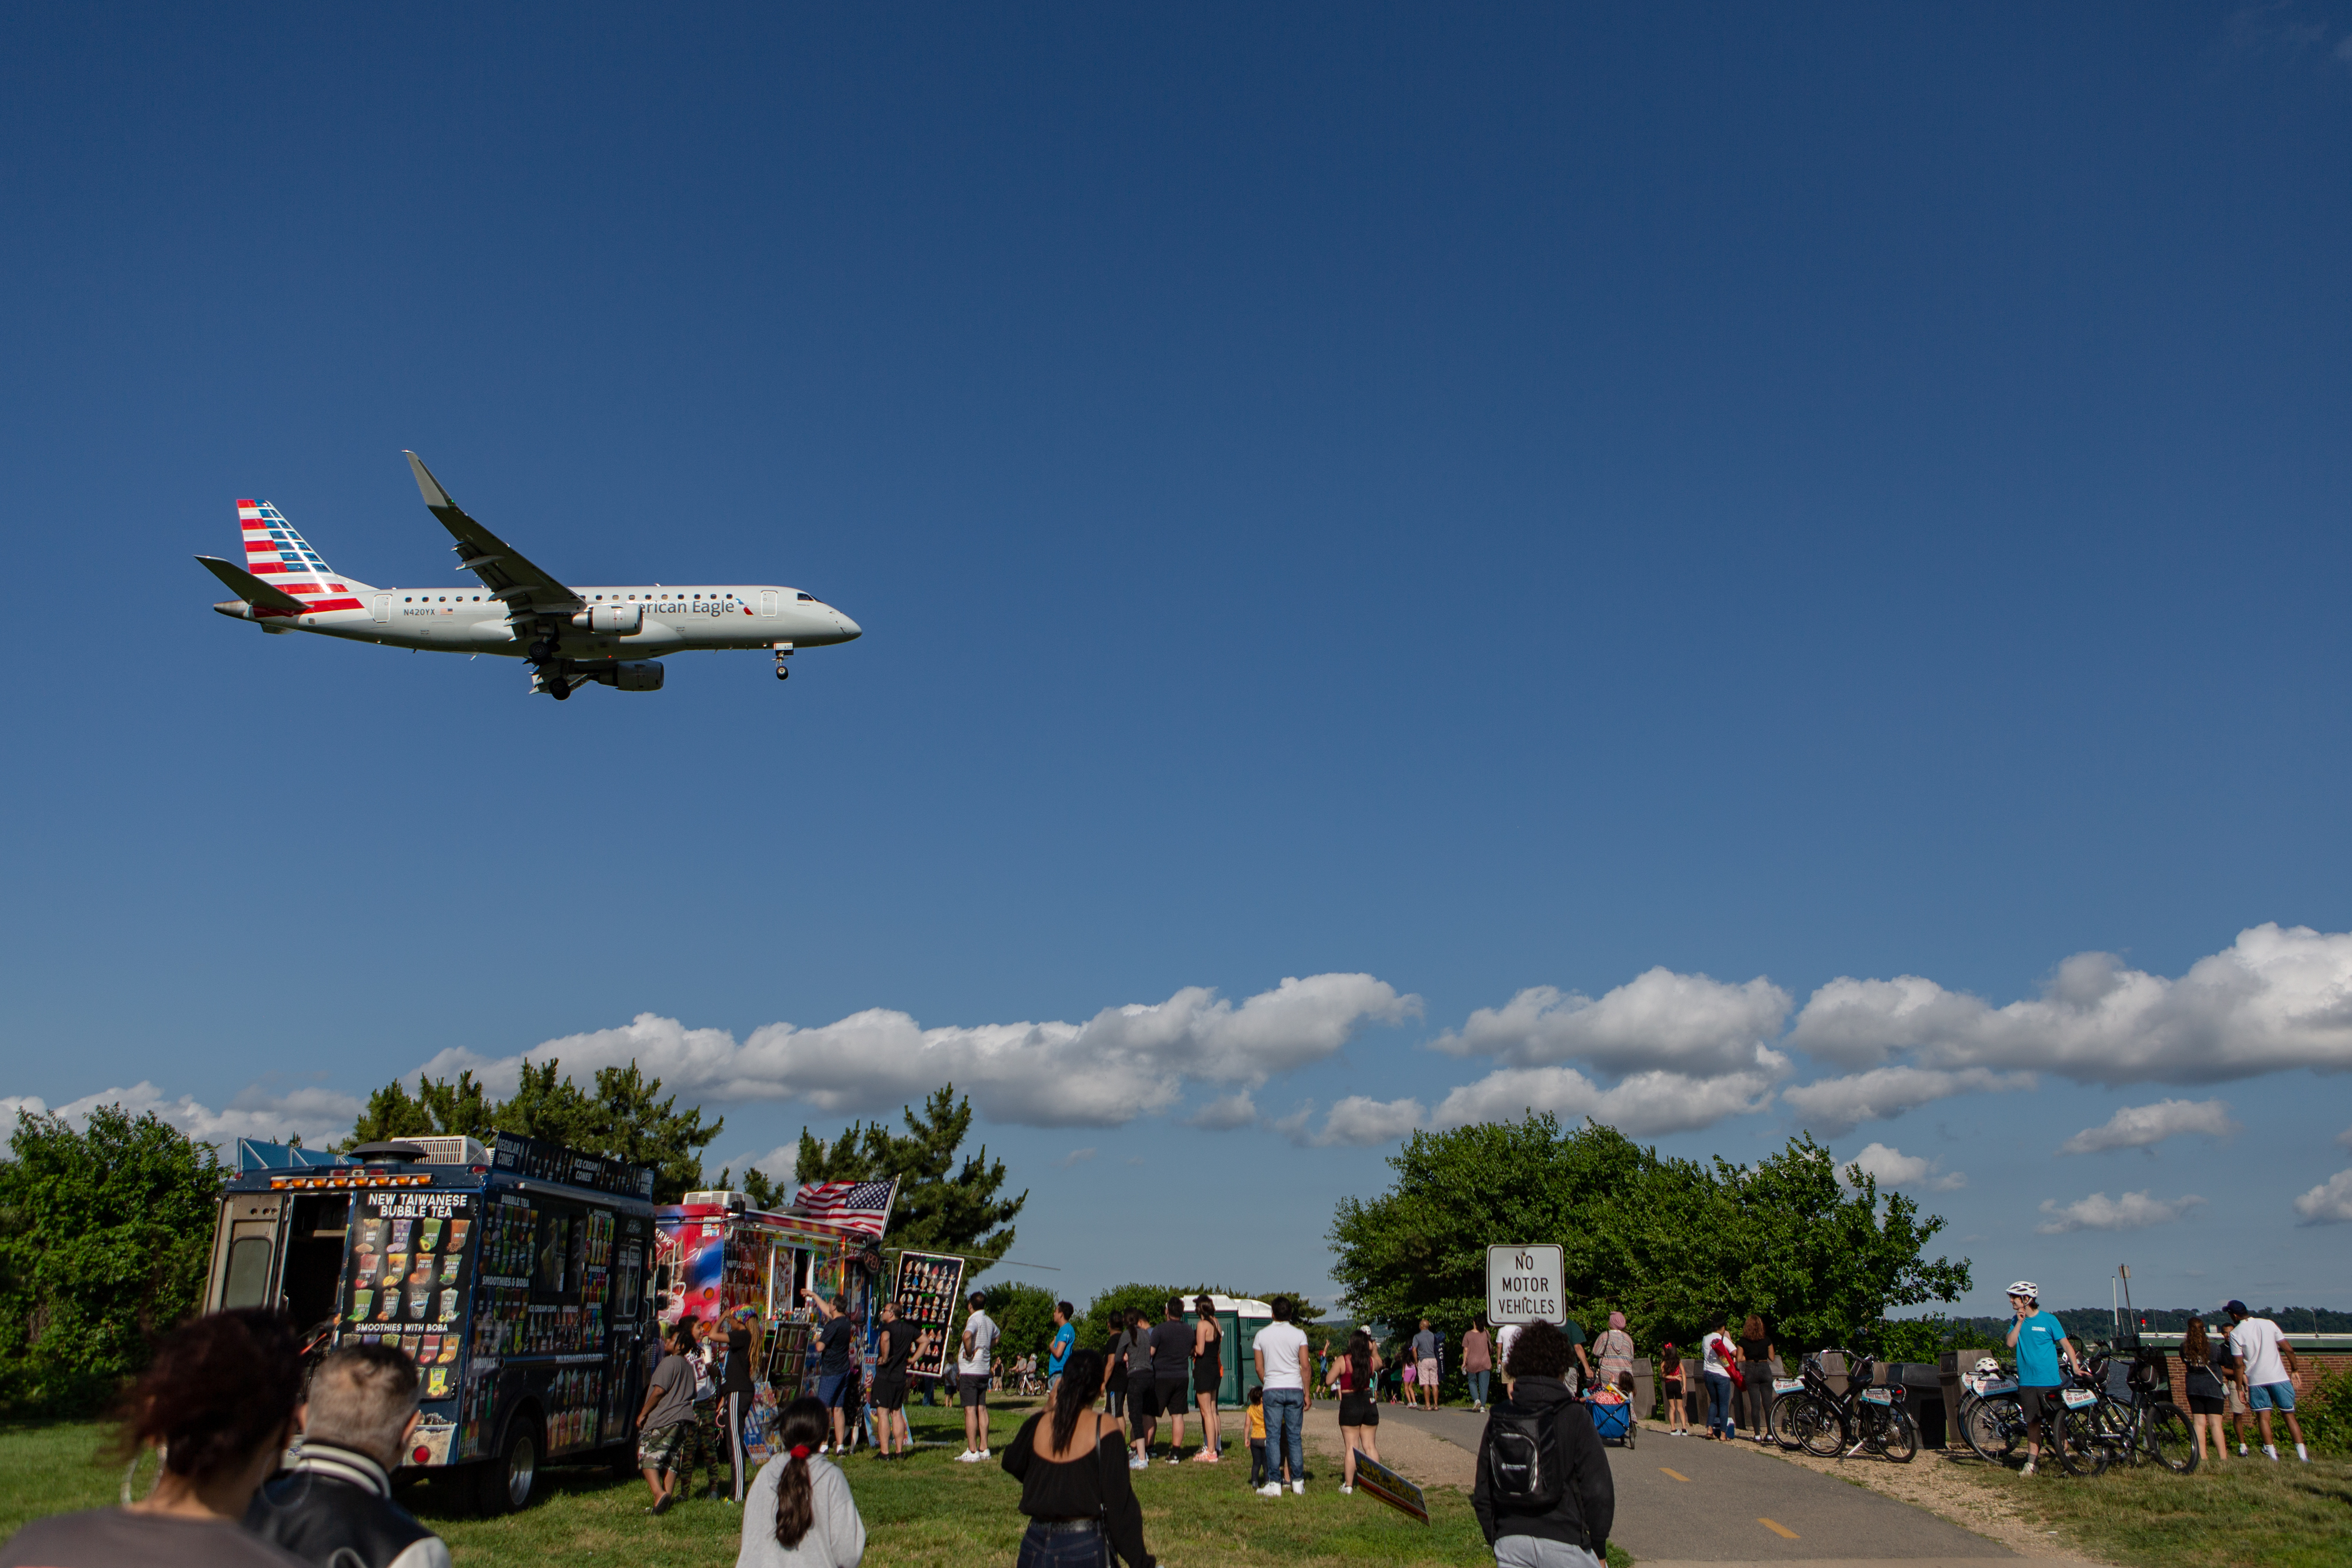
1964, 1396, 2021, 1462
1769, 1391, 1809, 1450
2144, 1402, 2198, 1474
2054, 1407, 2109, 1477
1879, 1409, 1918, 1464
1788, 1395, 1843, 1459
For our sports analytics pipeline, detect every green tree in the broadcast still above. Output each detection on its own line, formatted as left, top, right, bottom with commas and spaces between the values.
0, 1107, 222, 1415
729, 1164, 788, 1211
344, 1059, 721, 1202
1076, 1283, 1184, 1353
983, 1281, 1061, 1360
794, 1087, 1025, 1275
1330, 1114, 1969, 1356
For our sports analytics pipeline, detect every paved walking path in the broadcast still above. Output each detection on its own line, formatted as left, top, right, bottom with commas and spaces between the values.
1377, 1405, 2021, 1562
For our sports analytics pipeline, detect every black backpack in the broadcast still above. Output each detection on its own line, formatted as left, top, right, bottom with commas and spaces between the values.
1486, 1398, 1567, 1511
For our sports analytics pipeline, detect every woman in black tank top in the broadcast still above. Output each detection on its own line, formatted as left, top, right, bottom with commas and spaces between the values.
1190, 1295, 1224, 1463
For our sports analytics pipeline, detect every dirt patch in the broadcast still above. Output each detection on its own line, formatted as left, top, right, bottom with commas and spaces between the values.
1749, 1437, 2111, 1563
1301, 1406, 1477, 1491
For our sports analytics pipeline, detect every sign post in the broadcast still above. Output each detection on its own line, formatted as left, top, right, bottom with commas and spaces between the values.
1487, 1244, 1563, 1325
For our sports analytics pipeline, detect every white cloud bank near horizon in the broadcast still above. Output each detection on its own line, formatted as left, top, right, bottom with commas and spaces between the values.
2036, 1190, 2207, 1234
10, 925, 2352, 1178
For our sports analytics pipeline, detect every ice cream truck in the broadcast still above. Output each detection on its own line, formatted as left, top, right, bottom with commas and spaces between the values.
203, 1132, 658, 1513
652, 1191, 881, 1411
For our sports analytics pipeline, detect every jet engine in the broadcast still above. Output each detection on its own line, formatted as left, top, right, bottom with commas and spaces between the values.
604, 660, 665, 692
572, 603, 643, 634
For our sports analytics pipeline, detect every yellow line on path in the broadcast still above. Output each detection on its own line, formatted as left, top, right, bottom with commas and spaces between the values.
1657, 1467, 1690, 1481
1758, 1518, 1799, 1540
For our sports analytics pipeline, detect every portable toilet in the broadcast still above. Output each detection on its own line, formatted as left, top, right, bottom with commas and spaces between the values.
1208, 1294, 1273, 1407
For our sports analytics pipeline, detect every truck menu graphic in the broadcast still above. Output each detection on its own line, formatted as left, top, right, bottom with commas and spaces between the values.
343, 1190, 479, 1404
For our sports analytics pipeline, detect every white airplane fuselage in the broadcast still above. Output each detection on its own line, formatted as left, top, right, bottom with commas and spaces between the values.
211, 582, 859, 659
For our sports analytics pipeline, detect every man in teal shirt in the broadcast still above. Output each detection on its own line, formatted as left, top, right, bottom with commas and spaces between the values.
1047, 1300, 1076, 1392
2004, 1280, 2079, 1476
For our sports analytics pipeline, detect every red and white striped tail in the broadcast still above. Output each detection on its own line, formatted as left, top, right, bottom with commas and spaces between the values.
238, 500, 364, 612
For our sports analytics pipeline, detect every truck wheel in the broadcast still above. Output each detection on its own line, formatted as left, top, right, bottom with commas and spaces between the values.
476, 1414, 542, 1515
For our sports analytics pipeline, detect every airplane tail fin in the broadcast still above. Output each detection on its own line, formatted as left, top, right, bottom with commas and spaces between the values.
236, 499, 370, 606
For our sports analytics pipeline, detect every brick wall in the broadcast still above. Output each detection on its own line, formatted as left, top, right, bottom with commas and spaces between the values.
2158, 1342, 2351, 1407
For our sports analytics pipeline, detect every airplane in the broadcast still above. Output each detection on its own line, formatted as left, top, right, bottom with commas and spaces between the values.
196, 451, 861, 700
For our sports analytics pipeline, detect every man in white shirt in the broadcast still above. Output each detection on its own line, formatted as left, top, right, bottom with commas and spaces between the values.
2224, 1300, 2308, 1462
955, 1291, 999, 1461
1251, 1297, 1313, 1497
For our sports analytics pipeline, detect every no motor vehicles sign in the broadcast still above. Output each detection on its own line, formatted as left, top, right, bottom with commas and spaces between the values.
1487, 1243, 1562, 1324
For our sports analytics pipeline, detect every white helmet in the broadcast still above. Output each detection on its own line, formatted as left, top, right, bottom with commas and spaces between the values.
1974, 1357, 2001, 1376
2006, 1280, 2038, 1301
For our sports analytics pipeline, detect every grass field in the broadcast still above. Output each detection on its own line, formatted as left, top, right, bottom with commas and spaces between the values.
1, 1404, 1632, 1568
1957, 1446, 2352, 1568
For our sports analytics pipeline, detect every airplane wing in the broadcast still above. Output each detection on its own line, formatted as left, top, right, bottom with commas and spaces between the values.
403, 451, 584, 617
195, 554, 311, 617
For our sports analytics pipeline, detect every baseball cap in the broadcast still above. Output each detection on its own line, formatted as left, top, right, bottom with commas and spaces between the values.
2223, 1299, 2248, 1316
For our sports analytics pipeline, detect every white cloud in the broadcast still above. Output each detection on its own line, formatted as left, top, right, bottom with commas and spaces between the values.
2294, 1170, 2352, 1225
2336, 1124, 2352, 1152
1, 1095, 48, 1125
2058, 1098, 2240, 1155
1779, 1066, 2034, 1134
2035, 1190, 2207, 1234
1310, 1096, 1427, 1147
1186, 1092, 1259, 1131
1429, 1064, 1780, 1137
421, 974, 1420, 1130
1434, 968, 1793, 1077
1058, 1147, 1098, 1167
1842, 1142, 1966, 1192
1788, 925, 2352, 1086
0, 1081, 363, 1149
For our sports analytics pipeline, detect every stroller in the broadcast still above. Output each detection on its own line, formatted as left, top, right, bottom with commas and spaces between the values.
1584, 1388, 1638, 1449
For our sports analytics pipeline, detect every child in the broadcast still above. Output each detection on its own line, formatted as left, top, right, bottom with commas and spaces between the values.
1245, 1387, 1268, 1486
1662, 1343, 1688, 1436
1400, 1358, 1417, 1404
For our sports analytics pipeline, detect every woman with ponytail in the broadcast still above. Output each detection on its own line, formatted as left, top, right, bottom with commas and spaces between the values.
736, 1397, 865, 1568
1337, 1328, 1384, 1494
1001, 1349, 1154, 1568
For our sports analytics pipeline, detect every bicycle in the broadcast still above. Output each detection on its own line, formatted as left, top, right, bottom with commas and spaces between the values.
2054, 1346, 2195, 1477
1954, 1357, 2030, 1464
1778, 1350, 1918, 1463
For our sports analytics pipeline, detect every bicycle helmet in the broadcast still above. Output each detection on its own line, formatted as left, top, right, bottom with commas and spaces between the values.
2005, 1280, 2038, 1300
1974, 1357, 2001, 1376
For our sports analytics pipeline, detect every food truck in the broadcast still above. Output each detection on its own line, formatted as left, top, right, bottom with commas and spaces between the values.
203, 1132, 657, 1514
652, 1191, 879, 1411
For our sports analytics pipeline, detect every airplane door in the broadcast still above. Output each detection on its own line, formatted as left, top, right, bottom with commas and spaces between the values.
760, 591, 779, 617
371, 595, 392, 623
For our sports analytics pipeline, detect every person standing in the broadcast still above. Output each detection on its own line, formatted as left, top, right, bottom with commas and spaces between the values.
1148, 1297, 1192, 1462
1700, 1318, 1739, 1441
637, 1321, 703, 1512
1736, 1315, 1773, 1443
736, 1396, 867, 1568
1190, 1295, 1224, 1463
248, 1343, 453, 1568
690, 1317, 734, 1499
1471, 1320, 1614, 1568
1411, 1318, 1443, 1410
0, 1309, 313, 1568
1122, 1308, 1158, 1469
1337, 1328, 1384, 1494
720, 1305, 765, 1499
1047, 1301, 1077, 1393
1463, 1317, 1494, 1411
1254, 1295, 1314, 1497
1555, 1314, 1594, 1394
869, 1301, 912, 1459
1593, 1315, 1636, 1403
2179, 1316, 2229, 1466
1245, 1388, 1268, 1486
2223, 1300, 2309, 1462
1659, 1344, 1688, 1436
2004, 1281, 2079, 1477
956, 1291, 1000, 1462
1102, 1312, 1132, 1422
1496, 1320, 1523, 1398
803, 1289, 860, 1458
1001, 1350, 1156, 1568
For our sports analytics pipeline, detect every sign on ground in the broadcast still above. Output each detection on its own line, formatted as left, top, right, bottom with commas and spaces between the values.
1487, 1243, 1562, 1325
1350, 1451, 1429, 1523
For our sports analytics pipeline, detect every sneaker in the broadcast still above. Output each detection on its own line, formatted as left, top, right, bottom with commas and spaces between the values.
1340, 1484, 1353, 1493
953, 1450, 981, 1463
1164, 1456, 1181, 1466
1292, 1480, 1305, 1495
2238, 1443, 2249, 1456
1257, 1483, 1284, 1498
2297, 1445, 2310, 1462
1131, 1456, 1149, 1471
2263, 1446, 2278, 1461
2019, 1461, 2036, 1476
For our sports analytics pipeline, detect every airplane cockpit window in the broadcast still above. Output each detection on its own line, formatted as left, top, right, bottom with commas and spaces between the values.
797, 592, 815, 602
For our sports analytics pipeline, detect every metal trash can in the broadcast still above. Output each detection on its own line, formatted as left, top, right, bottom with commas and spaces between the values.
1629, 1356, 1653, 1420
1895, 1361, 1945, 1448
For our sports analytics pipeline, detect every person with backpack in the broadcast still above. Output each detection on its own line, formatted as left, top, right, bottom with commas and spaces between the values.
1473, 1321, 1614, 1568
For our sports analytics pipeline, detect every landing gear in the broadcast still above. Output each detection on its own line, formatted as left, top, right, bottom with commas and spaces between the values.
548, 677, 570, 700
775, 664, 790, 681
773, 643, 793, 682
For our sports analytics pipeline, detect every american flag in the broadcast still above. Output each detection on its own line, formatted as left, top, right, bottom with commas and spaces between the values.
794, 1177, 898, 1238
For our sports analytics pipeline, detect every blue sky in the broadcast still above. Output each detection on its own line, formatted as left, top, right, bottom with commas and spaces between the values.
5, 4, 2351, 1317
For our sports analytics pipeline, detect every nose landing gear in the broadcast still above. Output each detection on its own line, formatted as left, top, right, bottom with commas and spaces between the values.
773, 643, 794, 682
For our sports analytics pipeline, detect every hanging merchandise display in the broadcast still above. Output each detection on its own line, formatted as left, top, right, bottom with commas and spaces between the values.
891, 1250, 966, 1382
